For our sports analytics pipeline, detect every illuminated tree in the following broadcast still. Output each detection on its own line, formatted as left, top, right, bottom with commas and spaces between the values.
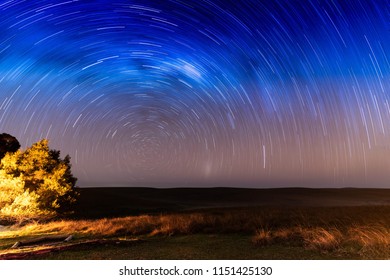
0, 139, 78, 221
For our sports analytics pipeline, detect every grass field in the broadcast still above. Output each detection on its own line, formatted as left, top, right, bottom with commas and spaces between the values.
1, 187, 389, 259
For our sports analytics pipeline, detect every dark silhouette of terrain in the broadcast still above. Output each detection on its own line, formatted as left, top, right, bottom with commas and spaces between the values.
74, 187, 390, 218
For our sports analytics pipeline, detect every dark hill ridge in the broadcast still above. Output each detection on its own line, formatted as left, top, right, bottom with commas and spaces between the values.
73, 187, 390, 218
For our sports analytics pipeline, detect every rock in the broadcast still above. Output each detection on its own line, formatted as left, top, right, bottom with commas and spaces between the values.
11, 242, 21, 249
64, 235, 73, 242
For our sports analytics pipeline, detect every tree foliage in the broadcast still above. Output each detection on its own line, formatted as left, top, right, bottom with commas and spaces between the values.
0, 137, 78, 221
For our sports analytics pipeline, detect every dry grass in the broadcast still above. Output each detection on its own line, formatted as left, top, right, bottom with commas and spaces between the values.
1, 206, 389, 258
252, 229, 273, 245
251, 225, 390, 257
348, 225, 390, 247
303, 227, 343, 250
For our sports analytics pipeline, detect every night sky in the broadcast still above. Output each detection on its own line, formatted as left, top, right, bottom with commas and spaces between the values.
0, 0, 389, 188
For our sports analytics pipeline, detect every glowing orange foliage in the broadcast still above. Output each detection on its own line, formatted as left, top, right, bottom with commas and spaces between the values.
0, 139, 78, 221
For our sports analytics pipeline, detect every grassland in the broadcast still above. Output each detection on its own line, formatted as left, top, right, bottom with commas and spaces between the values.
0, 187, 390, 259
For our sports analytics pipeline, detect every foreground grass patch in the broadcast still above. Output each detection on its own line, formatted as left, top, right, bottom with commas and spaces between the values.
251, 226, 389, 258
1, 206, 389, 259
24, 234, 348, 260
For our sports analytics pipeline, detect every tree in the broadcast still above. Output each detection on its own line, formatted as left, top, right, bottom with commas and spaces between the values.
0, 133, 20, 160
0, 138, 78, 221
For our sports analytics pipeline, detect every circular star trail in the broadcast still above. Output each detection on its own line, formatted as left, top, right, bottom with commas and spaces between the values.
0, 0, 389, 187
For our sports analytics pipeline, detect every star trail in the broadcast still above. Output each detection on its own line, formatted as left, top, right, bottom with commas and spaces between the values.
0, 0, 389, 187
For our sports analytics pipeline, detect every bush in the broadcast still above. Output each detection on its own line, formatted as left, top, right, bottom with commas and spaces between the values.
0, 139, 78, 221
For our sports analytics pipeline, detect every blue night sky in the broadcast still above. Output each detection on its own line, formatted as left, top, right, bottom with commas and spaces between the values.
0, 0, 389, 187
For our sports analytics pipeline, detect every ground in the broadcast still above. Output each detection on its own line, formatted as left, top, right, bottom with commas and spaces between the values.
0, 187, 389, 260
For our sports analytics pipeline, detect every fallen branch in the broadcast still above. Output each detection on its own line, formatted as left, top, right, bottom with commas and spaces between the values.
1, 238, 141, 260
11, 235, 73, 248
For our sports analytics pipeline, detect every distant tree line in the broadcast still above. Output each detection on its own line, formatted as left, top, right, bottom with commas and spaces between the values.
0, 133, 78, 222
